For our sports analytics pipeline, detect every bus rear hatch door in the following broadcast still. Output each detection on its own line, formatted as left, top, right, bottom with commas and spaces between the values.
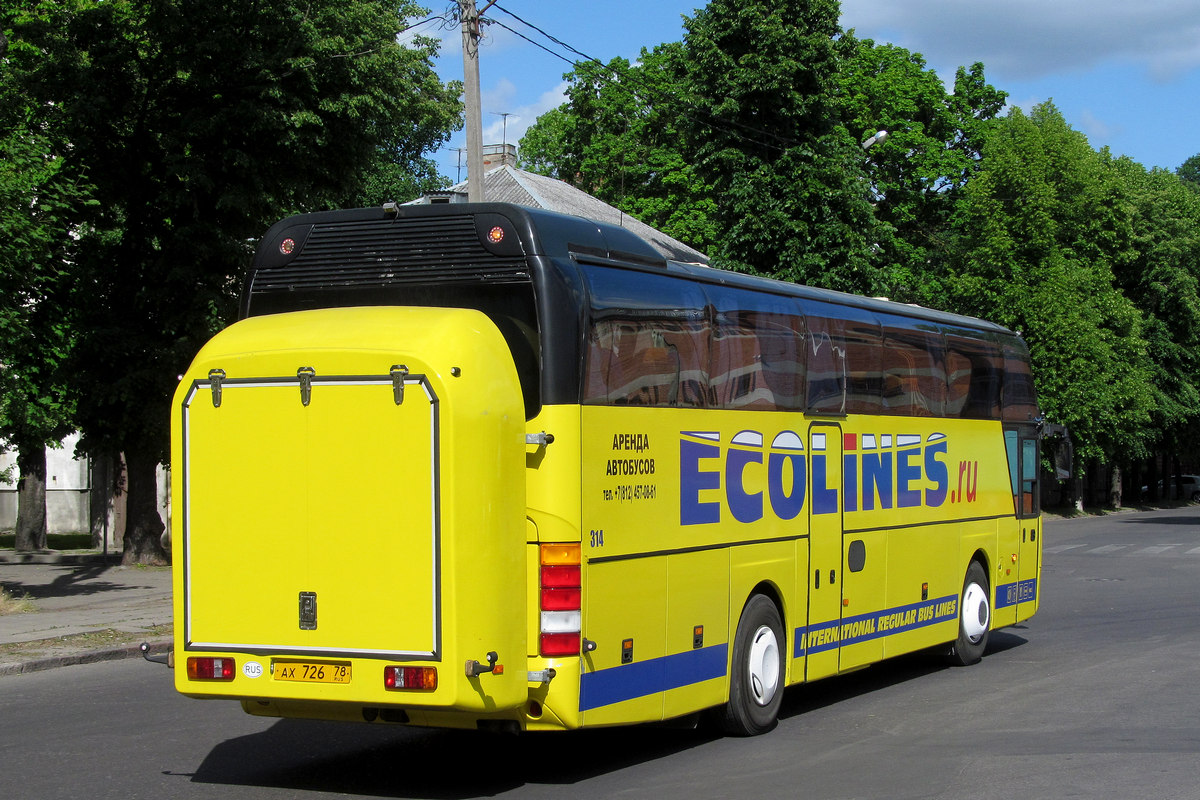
182, 369, 441, 659
177, 308, 529, 711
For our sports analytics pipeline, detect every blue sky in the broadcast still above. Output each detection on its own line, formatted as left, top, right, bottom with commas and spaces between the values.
411, 1, 1200, 181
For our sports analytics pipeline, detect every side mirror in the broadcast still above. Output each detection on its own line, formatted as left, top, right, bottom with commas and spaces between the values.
1041, 423, 1073, 481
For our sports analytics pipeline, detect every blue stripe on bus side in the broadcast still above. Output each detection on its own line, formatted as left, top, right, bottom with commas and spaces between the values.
994, 578, 1037, 609
794, 594, 960, 657
579, 582, 1040, 713
579, 643, 729, 712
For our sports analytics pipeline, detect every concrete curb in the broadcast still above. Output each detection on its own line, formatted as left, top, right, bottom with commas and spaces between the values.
0, 637, 173, 678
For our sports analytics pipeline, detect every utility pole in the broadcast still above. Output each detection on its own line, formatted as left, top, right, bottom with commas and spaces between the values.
459, 0, 493, 202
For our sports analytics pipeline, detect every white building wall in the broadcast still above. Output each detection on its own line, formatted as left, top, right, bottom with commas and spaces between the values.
0, 434, 91, 534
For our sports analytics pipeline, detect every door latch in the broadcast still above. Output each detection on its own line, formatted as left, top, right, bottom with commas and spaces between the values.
297, 367, 316, 406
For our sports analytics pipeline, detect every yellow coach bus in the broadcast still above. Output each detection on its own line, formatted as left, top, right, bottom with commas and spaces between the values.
171, 202, 1055, 735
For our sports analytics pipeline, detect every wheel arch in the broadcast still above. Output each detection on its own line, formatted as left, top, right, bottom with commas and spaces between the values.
741, 581, 786, 633
736, 580, 788, 667
969, 548, 991, 585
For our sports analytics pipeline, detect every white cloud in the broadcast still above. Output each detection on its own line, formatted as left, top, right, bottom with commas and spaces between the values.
841, 0, 1200, 82
1078, 109, 1122, 144
481, 82, 568, 149
482, 77, 518, 111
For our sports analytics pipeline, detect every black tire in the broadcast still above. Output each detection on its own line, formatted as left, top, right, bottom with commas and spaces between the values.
717, 594, 785, 736
947, 560, 990, 666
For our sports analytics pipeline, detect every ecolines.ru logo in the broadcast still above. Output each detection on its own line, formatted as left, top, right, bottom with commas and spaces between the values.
680, 430, 971, 526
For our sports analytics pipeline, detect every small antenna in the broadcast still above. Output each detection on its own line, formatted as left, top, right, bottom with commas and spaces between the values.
491, 111, 515, 153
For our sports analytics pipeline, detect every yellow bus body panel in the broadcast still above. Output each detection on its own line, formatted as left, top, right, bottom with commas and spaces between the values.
571, 406, 1036, 723
172, 307, 527, 715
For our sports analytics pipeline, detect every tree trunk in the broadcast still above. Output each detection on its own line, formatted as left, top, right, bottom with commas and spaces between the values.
1070, 462, 1089, 513
14, 444, 49, 551
1108, 463, 1122, 509
121, 447, 168, 565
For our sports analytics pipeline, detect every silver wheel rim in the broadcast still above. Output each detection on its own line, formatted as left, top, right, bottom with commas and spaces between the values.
962, 581, 990, 643
747, 624, 780, 706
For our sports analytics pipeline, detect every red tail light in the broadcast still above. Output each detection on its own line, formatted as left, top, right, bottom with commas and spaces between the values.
384, 666, 438, 690
187, 656, 235, 681
540, 543, 581, 657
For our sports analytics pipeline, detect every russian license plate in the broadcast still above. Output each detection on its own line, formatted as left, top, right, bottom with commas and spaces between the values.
273, 660, 352, 684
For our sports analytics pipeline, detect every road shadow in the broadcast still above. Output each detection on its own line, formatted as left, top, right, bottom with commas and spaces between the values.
779, 629, 1028, 719
188, 718, 717, 797
1116, 513, 1200, 527
0, 565, 149, 600
186, 634, 1028, 797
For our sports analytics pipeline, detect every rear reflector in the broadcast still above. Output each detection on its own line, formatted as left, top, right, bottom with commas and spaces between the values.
186, 657, 235, 681
384, 666, 438, 691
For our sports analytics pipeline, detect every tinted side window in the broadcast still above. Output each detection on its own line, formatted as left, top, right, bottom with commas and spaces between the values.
878, 314, 946, 417
707, 286, 806, 411
802, 301, 881, 415
1001, 336, 1039, 422
843, 317, 883, 414
943, 328, 1003, 420
583, 267, 711, 407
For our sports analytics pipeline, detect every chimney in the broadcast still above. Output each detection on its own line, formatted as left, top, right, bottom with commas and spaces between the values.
482, 143, 517, 170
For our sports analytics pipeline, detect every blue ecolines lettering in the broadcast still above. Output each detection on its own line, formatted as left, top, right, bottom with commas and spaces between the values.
679, 430, 952, 526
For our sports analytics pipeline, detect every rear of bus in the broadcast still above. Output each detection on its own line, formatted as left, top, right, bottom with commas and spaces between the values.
170, 203, 635, 731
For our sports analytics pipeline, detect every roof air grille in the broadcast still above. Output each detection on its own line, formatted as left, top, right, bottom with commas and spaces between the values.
252, 216, 530, 293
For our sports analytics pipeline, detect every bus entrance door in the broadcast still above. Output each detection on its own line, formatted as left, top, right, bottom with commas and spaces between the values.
1017, 434, 1042, 619
805, 423, 843, 682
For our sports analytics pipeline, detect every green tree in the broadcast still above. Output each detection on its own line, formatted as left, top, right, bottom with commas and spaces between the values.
517, 105, 574, 180
0, 43, 93, 551
681, 0, 881, 292
519, 46, 718, 252
1177, 153, 1200, 192
4, 0, 460, 563
837, 36, 1007, 298
1109, 157, 1200, 478
941, 103, 1153, 465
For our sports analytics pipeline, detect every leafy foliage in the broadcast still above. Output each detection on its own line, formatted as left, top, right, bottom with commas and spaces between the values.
1177, 153, 1200, 191
838, 37, 1007, 300
1109, 157, 1200, 459
0, 43, 94, 549
1, 0, 460, 560
935, 104, 1154, 463
681, 0, 881, 292
519, 46, 719, 252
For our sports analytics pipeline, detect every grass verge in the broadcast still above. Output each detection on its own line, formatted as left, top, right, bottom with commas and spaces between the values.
0, 586, 37, 615
0, 624, 173, 659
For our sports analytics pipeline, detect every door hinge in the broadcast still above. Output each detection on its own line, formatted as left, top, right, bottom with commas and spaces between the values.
390, 364, 409, 405
208, 369, 226, 408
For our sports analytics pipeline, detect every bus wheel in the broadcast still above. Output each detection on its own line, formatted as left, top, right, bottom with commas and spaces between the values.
948, 561, 990, 666
717, 594, 784, 736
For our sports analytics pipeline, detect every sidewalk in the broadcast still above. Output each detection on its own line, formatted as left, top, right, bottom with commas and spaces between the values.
0, 553, 172, 678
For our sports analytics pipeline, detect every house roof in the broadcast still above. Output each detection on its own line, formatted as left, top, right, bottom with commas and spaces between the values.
417, 165, 708, 264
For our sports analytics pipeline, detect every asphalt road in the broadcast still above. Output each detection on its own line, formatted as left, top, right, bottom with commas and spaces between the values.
2, 507, 1199, 800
